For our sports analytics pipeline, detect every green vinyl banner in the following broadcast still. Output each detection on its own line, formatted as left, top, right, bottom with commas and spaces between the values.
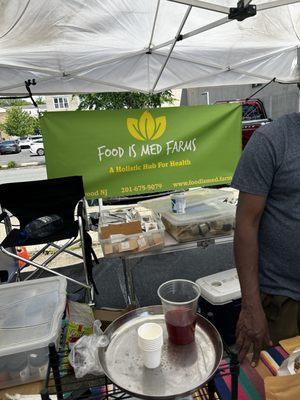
40, 104, 242, 199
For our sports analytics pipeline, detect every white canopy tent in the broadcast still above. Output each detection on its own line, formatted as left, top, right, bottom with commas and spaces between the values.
0, 0, 300, 96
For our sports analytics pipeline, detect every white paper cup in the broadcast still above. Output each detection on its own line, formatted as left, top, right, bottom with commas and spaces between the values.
141, 347, 162, 369
138, 323, 163, 351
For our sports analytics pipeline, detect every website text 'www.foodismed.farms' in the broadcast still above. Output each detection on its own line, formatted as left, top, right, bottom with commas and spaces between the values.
172, 176, 232, 188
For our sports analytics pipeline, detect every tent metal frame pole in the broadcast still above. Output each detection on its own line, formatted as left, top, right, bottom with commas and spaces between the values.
168, 0, 229, 14
148, 0, 161, 51
151, 38, 177, 52
146, 0, 300, 57
151, 6, 192, 92
182, 16, 230, 39
169, 0, 300, 12
152, 15, 231, 52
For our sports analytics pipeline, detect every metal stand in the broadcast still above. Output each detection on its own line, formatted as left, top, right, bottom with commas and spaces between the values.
43, 338, 239, 400
121, 257, 139, 307
49, 343, 63, 400
116, 235, 233, 307
230, 352, 239, 400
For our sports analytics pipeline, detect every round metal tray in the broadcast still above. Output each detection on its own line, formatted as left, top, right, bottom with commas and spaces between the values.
99, 305, 223, 399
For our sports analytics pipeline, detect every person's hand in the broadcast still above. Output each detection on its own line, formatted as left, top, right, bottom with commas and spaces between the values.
236, 304, 272, 367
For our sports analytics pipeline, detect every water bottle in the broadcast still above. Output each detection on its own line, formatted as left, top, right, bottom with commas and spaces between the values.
20, 215, 63, 239
19, 229, 29, 241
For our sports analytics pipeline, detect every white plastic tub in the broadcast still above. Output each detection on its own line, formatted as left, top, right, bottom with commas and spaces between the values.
196, 269, 241, 345
0, 276, 67, 388
196, 268, 241, 305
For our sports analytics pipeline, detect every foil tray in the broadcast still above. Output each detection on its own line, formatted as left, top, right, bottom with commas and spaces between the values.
99, 306, 223, 399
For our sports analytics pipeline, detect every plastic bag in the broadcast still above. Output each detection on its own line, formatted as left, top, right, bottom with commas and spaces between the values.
68, 320, 109, 378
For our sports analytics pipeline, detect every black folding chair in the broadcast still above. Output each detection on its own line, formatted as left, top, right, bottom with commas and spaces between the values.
0, 176, 98, 305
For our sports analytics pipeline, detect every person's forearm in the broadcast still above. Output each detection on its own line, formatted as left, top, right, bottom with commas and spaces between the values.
234, 219, 261, 308
234, 193, 270, 363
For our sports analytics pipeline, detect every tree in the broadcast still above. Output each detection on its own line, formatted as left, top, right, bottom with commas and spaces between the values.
78, 91, 174, 110
35, 96, 46, 105
0, 98, 31, 107
1, 106, 41, 137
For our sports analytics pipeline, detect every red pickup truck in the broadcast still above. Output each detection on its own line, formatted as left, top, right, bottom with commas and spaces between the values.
217, 99, 271, 148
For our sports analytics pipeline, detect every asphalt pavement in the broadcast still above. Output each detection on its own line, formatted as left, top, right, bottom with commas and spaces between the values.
0, 148, 45, 166
0, 165, 46, 183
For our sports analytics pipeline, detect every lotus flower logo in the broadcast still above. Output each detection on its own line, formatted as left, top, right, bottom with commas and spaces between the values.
127, 111, 166, 141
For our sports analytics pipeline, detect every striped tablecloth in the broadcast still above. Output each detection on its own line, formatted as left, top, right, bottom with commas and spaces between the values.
213, 347, 289, 400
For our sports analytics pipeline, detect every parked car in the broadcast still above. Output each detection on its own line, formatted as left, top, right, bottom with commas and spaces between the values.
30, 135, 43, 141
0, 140, 21, 154
19, 137, 32, 149
19, 135, 43, 149
30, 140, 44, 156
216, 99, 271, 148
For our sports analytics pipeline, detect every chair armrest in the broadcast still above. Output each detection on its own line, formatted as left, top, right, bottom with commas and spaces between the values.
77, 199, 89, 230
0, 211, 8, 223
77, 200, 84, 219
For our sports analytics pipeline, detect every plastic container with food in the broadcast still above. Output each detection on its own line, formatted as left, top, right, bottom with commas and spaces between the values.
99, 207, 165, 256
162, 201, 235, 243
139, 188, 229, 213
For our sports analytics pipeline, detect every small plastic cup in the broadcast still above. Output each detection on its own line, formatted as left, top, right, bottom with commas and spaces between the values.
141, 347, 162, 369
138, 323, 163, 368
138, 323, 163, 350
158, 279, 201, 345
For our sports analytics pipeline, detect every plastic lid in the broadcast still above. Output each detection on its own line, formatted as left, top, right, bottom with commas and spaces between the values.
139, 188, 228, 213
0, 276, 66, 356
162, 201, 235, 227
196, 268, 241, 305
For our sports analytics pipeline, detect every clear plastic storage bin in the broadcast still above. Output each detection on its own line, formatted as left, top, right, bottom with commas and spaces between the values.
0, 276, 67, 389
139, 188, 229, 213
99, 207, 165, 256
162, 201, 235, 242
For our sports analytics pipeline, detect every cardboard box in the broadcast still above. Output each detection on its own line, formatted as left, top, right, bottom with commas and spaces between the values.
99, 221, 142, 240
